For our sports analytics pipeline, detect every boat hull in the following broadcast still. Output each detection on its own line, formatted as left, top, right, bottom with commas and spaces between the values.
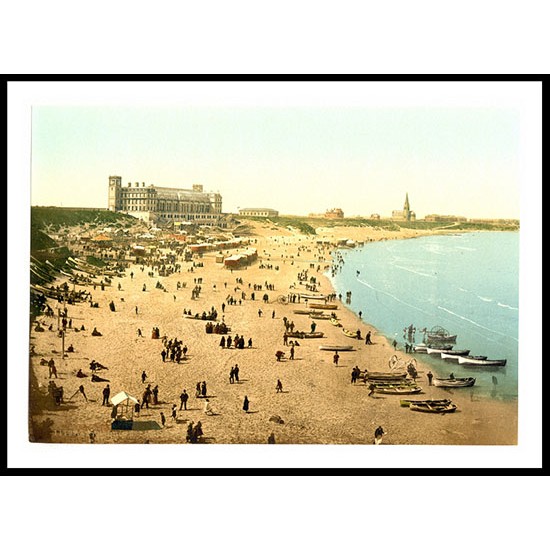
433, 377, 476, 388
319, 345, 354, 351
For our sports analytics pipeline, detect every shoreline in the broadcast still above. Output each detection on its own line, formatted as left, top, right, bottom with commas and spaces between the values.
27, 222, 518, 445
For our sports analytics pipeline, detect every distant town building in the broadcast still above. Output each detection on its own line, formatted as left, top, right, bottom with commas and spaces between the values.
108, 176, 223, 226
238, 208, 279, 217
325, 208, 344, 219
392, 193, 416, 221
424, 214, 467, 222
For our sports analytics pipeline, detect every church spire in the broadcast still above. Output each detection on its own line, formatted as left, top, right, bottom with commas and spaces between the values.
404, 192, 410, 211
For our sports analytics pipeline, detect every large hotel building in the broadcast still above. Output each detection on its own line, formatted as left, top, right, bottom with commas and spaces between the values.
108, 176, 223, 226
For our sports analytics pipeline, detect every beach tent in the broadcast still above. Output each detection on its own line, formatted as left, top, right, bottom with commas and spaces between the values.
110, 391, 138, 420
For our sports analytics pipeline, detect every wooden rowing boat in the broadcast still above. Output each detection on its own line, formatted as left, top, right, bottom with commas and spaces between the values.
433, 377, 476, 388
426, 347, 469, 356
400, 398, 457, 413
286, 331, 324, 339
342, 328, 359, 339
330, 318, 342, 327
293, 309, 311, 315
308, 303, 338, 310
441, 352, 486, 361
374, 384, 422, 395
359, 371, 408, 382
309, 313, 333, 320
457, 356, 507, 367
318, 345, 354, 351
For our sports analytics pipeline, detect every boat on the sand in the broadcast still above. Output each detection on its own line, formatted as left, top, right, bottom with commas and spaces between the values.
433, 377, 476, 388
400, 399, 457, 413
319, 345, 354, 351
286, 331, 324, 339
342, 328, 359, 339
440, 351, 484, 361
373, 384, 422, 395
293, 309, 311, 315
308, 303, 338, 310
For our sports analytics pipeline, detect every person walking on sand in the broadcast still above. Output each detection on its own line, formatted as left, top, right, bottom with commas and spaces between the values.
276, 379, 283, 393
141, 370, 147, 384
365, 331, 372, 345
290, 344, 295, 360
161, 349, 166, 362
368, 383, 376, 397
180, 390, 188, 410
333, 351, 340, 366
102, 384, 110, 406
374, 426, 386, 445
427, 371, 433, 386
229, 367, 235, 384
234, 365, 240, 383
243, 395, 250, 413
160, 412, 166, 427
171, 404, 177, 422
186, 421, 194, 443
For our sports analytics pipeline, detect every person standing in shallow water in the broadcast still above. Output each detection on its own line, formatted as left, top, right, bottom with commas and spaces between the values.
243, 395, 250, 413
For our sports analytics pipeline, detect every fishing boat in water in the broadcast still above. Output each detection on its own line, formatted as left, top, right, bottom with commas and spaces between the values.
426, 347, 469, 356
400, 398, 457, 413
433, 377, 476, 388
440, 351, 484, 361
414, 343, 453, 353
422, 326, 458, 345
457, 356, 507, 368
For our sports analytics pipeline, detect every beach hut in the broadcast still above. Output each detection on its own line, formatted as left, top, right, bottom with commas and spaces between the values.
110, 391, 138, 430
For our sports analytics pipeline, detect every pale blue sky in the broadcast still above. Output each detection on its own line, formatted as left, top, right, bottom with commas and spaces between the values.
31, 106, 520, 219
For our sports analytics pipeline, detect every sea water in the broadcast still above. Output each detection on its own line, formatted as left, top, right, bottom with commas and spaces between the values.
327, 232, 519, 400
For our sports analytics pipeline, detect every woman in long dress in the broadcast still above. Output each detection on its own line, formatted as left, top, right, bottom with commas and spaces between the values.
243, 396, 250, 413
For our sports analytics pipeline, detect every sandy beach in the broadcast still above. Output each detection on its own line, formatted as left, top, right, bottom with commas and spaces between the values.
28, 221, 518, 445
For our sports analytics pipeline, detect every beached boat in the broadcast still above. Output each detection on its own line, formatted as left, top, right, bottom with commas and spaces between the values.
286, 331, 324, 339
308, 303, 338, 310
457, 356, 507, 368
342, 328, 359, 339
293, 309, 311, 315
359, 371, 408, 382
319, 345, 354, 351
309, 313, 333, 320
426, 347, 468, 356
374, 384, 422, 395
300, 294, 326, 300
433, 377, 476, 388
330, 318, 342, 327
400, 399, 457, 413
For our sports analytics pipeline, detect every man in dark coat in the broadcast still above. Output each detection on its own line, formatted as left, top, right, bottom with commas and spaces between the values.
180, 390, 189, 410
243, 395, 250, 413
102, 384, 110, 406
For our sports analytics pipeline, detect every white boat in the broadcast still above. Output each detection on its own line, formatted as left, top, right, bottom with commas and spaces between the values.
440, 351, 478, 361
426, 347, 463, 355
457, 356, 507, 368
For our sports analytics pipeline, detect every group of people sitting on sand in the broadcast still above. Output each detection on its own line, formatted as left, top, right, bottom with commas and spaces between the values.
205, 321, 229, 334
